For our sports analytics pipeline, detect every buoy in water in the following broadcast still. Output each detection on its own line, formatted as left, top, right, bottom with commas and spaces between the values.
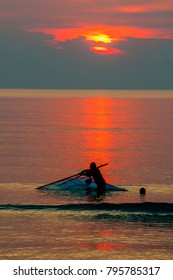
140, 187, 146, 195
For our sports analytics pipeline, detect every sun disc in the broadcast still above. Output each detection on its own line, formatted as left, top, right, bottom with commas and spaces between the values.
86, 33, 113, 43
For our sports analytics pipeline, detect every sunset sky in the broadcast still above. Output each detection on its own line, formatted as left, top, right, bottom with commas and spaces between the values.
0, 0, 173, 89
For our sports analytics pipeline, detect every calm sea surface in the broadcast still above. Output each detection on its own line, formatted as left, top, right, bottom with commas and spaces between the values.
0, 90, 173, 260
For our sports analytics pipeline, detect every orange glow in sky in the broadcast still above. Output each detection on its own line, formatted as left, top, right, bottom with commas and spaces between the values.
29, 7, 173, 55
31, 25, 170, 43
90, 46, 124, 55
31, 27, 127, 55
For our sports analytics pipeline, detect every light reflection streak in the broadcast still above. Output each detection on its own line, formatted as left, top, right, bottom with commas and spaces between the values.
97, 243, 128, 251
82, 98, 113, 171
81, 98, 138, 183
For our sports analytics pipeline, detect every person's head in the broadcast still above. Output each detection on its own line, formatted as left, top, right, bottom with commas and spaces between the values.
90, 162, 96, 169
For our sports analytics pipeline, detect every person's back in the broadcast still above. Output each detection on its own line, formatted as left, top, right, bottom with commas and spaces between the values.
90, 163, 105, 184
89, 162, 106, 196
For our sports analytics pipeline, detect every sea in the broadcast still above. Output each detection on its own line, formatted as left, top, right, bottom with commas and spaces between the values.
0, 89, 173, 260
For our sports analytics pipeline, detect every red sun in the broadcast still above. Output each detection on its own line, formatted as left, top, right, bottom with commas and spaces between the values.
90, 46, 124, 55
85, 32, 124, 55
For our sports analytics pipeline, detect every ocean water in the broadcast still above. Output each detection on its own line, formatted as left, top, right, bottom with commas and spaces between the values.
0, 89, 173, 260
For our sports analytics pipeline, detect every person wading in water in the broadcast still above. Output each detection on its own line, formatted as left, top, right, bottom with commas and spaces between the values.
81, 162, 106, 198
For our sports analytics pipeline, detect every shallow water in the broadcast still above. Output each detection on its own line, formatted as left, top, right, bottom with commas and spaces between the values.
0, 183, 172, 260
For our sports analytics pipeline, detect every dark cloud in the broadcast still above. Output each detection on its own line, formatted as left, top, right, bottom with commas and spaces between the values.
0, 28, 173, 89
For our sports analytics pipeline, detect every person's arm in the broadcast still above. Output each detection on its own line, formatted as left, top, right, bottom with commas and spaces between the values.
80, 169, 91, 176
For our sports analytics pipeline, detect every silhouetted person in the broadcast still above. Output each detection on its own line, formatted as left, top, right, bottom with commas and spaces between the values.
81, 162, 106, 197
